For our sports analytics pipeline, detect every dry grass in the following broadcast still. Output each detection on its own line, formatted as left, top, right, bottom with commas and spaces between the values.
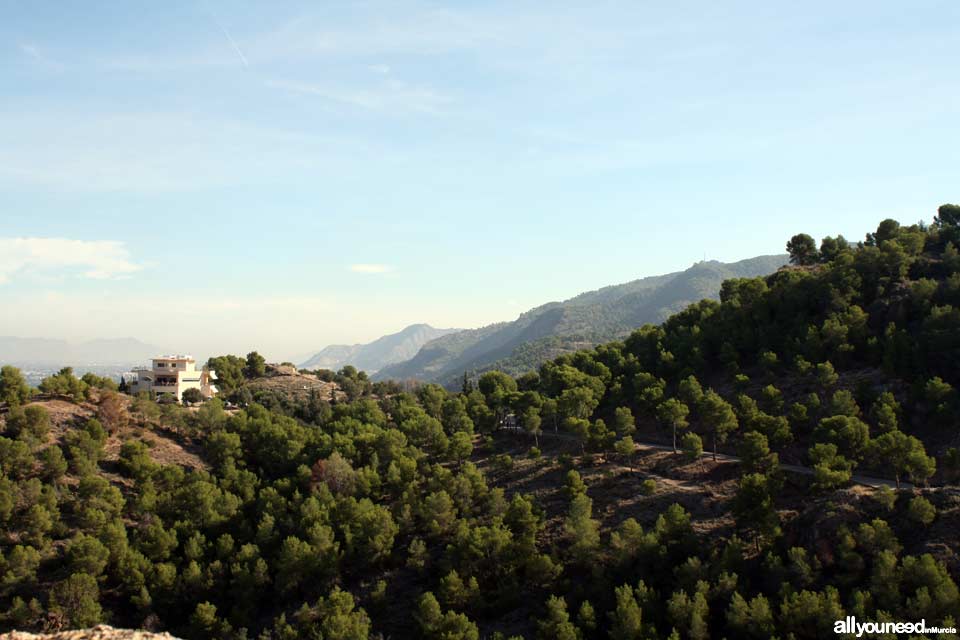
473, 432, 742, 545
1, 397, 207, 481
246, 368, 343, 402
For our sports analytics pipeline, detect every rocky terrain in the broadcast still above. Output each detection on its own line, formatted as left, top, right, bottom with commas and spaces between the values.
0, 626, 179, 640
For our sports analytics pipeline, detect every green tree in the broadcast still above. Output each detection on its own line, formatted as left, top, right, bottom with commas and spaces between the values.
935, 203, 960, 227
478, 371, 519, 428
190, 601, 227, 637
680, 431, 703, 464
538, 595, 579, 640
564, 493, 600, 558
738, 432, 778, 475
700, 391, 738, 461
563, 469, 587, 499
523, 406, 543, 447
678, 375, 704, 408
778, 587, 845, 639
808, 443, 853, 491
819, 235, 850, 262
38, 367, 88, 401
657, 398, 689, 453
0, 365, 31, 407
924, 376, 956, 424
614, 436, 636, 470
417, 384, 447, 419
564, 416, 592, 455
869, 430, 935, 488
422, 490, 458, 537
814, 415, 870, 460
816, 361, 839, 388
449, 431, 473, 467
80, 372, 118, 392
667, 584, 709, 640
181, 387, 203, 404
577, 600, 596, 636
49, 573, 102, 628
870, 392, 900, 434
828, 390, 860, 417
245, 351, 267, 378
907, 495, 936, 526
787, 233, 820, 266
67, 533, 110, 577
726, 592, 774, 639
417, 591, 478, 640
733, 473, 781, 551
6, 405, 50, 444
207, 355, 245, 394
614, 406, 636, 436
609, 583, 645, 640
40, 444, 68, 482
297, 587, 372, 640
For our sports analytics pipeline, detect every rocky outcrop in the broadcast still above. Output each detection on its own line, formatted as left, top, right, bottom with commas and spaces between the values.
0, 625, 180, 640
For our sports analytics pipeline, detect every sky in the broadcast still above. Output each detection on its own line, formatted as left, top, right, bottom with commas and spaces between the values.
1, 1, 958, 362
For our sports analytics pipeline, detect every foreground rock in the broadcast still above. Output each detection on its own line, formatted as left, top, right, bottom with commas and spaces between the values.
0, 626, 180, 640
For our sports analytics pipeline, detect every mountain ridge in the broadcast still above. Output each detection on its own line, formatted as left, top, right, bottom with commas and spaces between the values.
299, 323, 460, 373
374, 254, 789, 385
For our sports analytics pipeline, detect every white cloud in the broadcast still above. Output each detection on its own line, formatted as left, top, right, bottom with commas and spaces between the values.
348, 263, 394, 274
0, 238, 141, 284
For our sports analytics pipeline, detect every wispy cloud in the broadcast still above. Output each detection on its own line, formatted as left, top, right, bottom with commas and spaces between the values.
0, 111, 384, 192
18, 43, 63, 71
0, 238, 141, 284
267, 78, 451, 115
205, 6, 250, 68
19, 43, 43, 61
348, 263, 394, 274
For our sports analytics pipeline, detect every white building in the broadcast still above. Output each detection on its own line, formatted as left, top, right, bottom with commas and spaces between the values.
128, 355, 218, 402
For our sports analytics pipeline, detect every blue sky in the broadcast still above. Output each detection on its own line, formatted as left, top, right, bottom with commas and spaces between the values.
1, 1, 958, 360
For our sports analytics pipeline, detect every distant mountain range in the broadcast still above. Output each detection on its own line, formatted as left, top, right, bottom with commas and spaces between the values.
0, 336, 164, 367
299, 324, 460, 373
374, 255, 789, 386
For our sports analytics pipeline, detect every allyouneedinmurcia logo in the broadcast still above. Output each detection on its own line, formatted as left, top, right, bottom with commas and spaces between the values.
834, 616, 957, 637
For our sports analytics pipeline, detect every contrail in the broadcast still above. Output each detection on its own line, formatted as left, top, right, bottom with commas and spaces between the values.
204, 3, 249, 68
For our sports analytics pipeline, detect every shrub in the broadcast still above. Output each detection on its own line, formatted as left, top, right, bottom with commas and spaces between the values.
907, 495, 936, 526
640, 479, 657, 496
873, 486, 897, 511
493, 454, 514, 472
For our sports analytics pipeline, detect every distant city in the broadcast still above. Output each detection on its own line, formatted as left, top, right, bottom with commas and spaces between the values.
13, 364, 136, 387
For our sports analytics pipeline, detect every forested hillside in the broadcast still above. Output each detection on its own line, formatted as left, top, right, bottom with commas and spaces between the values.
374, 255, 787, 387
1, 206, 959, 639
